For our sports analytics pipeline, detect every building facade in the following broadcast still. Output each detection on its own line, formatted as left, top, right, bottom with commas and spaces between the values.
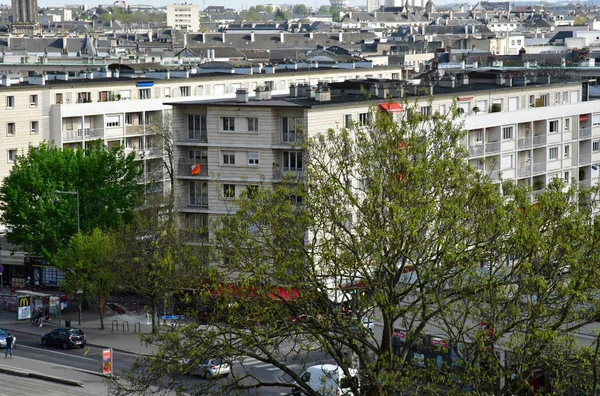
166, 3, 199, 32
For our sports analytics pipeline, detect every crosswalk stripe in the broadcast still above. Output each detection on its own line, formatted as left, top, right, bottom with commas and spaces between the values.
266, 364, 299, 371
254, 363, 274, 368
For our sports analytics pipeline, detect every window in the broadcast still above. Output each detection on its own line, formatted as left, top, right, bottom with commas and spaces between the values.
563, 91, 568, 104
222, 117, 235, 131
529, 95, 535, 107
502, 126, 513, 140
7, 122, 15, 136
359, 112, 371, 126
223, 184, 235, 198
247, 117, 258, 132
222, 151, 235, 165
564, 171, 570, 183
282, 151, 303, 171
180, 86, 190, 97
246, 185, 259, 198
55, 93, 63, 104
420, 106, 432, 116
344, 114, 352, 127
138, 88, 151, 100
106, 115, 120, 128
571, 91, 579, 104
30, 121, 38, 134
555, 92, 560, 105
282, 117, 302, 142
7, 149, 16, 162
565, 118, 570, 131
189, 181, 208, 207
501, 155, 513, 170
77, 92, 91, 103
549, 147, 559, 160
165, 87, 171, 97
439, 104, 447, 114
187, 115, 206, 139
475, 129, 483, 143
30, 95, 38, 106
98, 91, 109, 102
549, 120, 559, 133
594, 140, 600, 152
593, 114, 600, 127
6, 96, 13, 108
508, 97, 518, 111
247, 151, 259, 166
564, 145, 570, 158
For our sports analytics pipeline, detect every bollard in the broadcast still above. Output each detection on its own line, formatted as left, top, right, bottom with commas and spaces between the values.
134, 322, 141, 333
111, 320, 118, 331
122, 320, 129, 332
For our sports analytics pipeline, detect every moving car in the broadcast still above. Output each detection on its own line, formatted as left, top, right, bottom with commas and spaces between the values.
41, 328, 86, 349
292, 364, 359, 396
0, 328, 16, 348
185, 358, 231, 379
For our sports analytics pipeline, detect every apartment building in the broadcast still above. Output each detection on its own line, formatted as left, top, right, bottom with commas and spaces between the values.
169, 71, 589, 241
166, 3, 200, 32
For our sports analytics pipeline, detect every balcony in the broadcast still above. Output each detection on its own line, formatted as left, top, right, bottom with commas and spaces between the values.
489, 170, 500, 180
468, 145, 484, 156
180, 129, 208, 143
138, 170, 164, 183
532, 135, 546, 147
579, 127, 592, 139
125, 125, 145, 135
517, 164, 531, 177
579, 153, 592, 165
485, 141, 500, 154
177, 159, 208, 177
517, 137, 532, 149
62, 128, 103, 142
532, 162, 546, 175
532, 189, 546, 201
273, 166, 303, 179
184, 195, 208, 209
281, 131, 302, 144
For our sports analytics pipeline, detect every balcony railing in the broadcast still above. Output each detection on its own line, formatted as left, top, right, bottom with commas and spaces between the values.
532, 162, 546, 175
489, 170, 500, 180
517, 137, 532, 149
125, 125, 144, 135
579, 127, 592, 139
62, 128, 103, 142
485, 141, 500, 154
177, 159, 208, 177
181, 129, 208, 143
579, 153, 592, 165
532, 135, 546, 147
186, 195, 209, 208
468, 145, 484, 156
517, 164, 531, 177
273, 166, 304, 179
281, 131, 302, 144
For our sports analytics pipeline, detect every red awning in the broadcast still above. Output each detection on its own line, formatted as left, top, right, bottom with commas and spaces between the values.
378, 103, 404, 113
269, 287, 300, 302
580, 114, 590, 122
458, 96, 474, 101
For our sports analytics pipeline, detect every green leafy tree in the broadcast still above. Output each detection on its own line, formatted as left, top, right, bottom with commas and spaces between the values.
55, 229, 120, 330
318, 5, 331, 14
273, 9, 290, 21
264, 5, 273, 14
111, 103, 600, 396
0, 141, 143, 259
292, 4, 308, 16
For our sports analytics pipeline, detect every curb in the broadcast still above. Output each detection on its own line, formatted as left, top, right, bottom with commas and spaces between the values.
0, 364, 84, 387
73, 367, 121, 380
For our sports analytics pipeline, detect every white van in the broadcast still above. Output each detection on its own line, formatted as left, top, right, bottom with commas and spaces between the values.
292, 364, 359, 396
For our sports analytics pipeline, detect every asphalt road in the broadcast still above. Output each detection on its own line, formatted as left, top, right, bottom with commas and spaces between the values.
6, 329, 338, 395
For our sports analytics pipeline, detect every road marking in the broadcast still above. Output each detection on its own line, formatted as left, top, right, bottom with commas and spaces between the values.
267, 364, 300, 371
254, 363, 274, 368
18, 345, 96, 361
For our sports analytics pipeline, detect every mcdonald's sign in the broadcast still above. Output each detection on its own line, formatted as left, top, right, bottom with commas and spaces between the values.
18, 297, 29, 307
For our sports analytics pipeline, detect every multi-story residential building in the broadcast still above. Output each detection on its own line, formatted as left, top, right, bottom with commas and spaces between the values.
169, 70, 589, 242
166, 3, 199, 32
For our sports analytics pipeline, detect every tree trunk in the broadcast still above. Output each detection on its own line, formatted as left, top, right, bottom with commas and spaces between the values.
151, 296, 158, 334
99, 295, 105, 330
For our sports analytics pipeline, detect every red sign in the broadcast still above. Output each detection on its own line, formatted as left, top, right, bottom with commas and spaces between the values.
393, 330, 406, 339
102, 349, 113, 375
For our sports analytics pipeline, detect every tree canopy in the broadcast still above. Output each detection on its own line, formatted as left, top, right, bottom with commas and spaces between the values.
0, 141, 143, 258
113, 103, 600, 396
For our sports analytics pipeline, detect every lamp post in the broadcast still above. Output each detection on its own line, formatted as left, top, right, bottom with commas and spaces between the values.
54, 190, 81, 325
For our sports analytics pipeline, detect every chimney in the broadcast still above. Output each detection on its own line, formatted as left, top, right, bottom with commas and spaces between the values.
251, 31, 255, 42
222, 32, 226, 42
1, 75, 10, 87
339, 32, 343, 43
201, 32, 206, 42
254, 86, 272, 101
280, 32, 284, 43
289, 83, 298, 97
449, 10, 453, 19
183, 33, 187, 47
315, 85, 331, 102
236, 88, 249, 103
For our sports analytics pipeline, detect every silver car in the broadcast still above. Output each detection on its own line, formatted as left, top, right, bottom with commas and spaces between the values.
194, 358, 231, 379
0, 328, 16, 348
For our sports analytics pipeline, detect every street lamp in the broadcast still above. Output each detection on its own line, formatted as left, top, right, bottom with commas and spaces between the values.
54, 190, 81, 325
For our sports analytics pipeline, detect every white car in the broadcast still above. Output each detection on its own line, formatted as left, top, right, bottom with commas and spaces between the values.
192, 358, 231, 379
0, 329, 16, 348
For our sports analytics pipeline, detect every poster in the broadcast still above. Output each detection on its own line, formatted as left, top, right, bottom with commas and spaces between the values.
102, 348, 113, 375
17, 296, 31, 320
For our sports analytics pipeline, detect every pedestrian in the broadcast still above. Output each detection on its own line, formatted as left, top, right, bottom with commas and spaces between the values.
5, 332, 13, 359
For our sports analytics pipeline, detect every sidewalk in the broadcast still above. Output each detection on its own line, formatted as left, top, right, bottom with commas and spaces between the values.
0, 304, 158, 355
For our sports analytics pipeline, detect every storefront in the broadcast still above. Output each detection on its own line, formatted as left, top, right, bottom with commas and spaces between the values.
24, 256, 65, 289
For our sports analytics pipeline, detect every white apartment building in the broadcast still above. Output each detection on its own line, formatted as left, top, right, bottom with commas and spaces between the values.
169, 72, 590, 241
167, 3, 200, 32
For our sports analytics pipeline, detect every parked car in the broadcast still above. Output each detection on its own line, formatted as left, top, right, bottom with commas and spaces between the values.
0, 328, 16, 348
41, 328, 86, 349
185, 358, 231, 379
292, 364, 359, 396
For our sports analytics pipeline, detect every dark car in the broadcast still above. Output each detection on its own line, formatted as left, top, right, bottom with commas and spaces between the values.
41, 328, 86, 350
